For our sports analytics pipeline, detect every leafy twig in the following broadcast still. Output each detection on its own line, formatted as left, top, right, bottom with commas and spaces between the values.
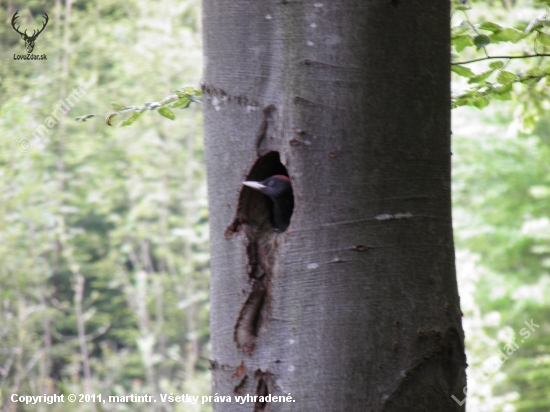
75, 86, 201, 127
450, 0, 550, 111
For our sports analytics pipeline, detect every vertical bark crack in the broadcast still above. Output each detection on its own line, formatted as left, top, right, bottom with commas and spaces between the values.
234, 280, 266, 353
253, 370, 272, 412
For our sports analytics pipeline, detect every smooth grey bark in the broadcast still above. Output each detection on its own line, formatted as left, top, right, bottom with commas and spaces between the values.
203, 1, 466, 411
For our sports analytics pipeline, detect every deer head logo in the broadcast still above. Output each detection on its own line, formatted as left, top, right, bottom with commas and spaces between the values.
11, 11, 49, 54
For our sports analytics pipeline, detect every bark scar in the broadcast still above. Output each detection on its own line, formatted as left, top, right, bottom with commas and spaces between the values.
234, 280, 266, 353
233, 375, 248, 395
201, 81, 260, 108
253, 370, 273, 412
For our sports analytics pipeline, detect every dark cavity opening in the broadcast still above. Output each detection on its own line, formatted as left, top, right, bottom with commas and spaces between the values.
227, 152, 294, 234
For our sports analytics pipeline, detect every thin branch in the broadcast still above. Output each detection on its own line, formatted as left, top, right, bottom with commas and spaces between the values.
452, 53, 550, 65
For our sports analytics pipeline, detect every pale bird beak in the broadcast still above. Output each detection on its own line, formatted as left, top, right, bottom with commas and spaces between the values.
242, 181, 266, 190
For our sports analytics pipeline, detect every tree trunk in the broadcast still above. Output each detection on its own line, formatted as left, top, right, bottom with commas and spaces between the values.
202, 1, 466, 411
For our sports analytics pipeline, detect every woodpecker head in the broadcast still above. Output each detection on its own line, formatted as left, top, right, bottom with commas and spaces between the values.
243, 175, 291, 199
242, 175, 293, 232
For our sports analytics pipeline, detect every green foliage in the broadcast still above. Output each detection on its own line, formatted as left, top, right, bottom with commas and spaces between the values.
453, 107, 550, 412
451, 0, 550, 120
0, 0, 211, 410
75, 86, 202, 126
452, 3, 550, 411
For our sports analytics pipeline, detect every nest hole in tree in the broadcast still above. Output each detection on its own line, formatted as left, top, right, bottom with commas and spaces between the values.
229, 151, 294, 234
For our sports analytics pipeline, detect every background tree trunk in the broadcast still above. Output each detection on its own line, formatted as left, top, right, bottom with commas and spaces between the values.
202, 1, 466, 410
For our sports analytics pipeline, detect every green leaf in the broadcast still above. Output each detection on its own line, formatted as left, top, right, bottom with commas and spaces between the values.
497, 71, 517, 84
453, 93, 475, 107
468, 69, 495, 84
518, 74, 538, 85
119, 110, 144, 127
495, 83, 513, 94
452, 35, 474, 52
479, 22, 502, 33
172, 98, 191, 109
490, 28, 528, 44
452, 26, 471, 38
453, 98, 471, 108
158, 107, 176, 120
489, 61, 504, 69
110, 103, 126, 111
526, 66, 545, 77
538, 32, 550, 47
473, 97, 489, 109
184, 86, 197, 95
474, 34, 491, 49
451, 65, 475, 78
173, 89, 188, 99
492, 92, 512, 101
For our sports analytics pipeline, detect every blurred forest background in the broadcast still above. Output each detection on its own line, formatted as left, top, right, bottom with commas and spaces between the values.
1, 0, 209, 411
0, 0, 548, 411
453, 1, 550, 411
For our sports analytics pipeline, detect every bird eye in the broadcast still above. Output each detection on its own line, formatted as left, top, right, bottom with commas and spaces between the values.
267, 180, 274, 186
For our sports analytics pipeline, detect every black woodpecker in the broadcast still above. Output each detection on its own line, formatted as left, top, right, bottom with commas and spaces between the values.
242, 175, 294, 232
